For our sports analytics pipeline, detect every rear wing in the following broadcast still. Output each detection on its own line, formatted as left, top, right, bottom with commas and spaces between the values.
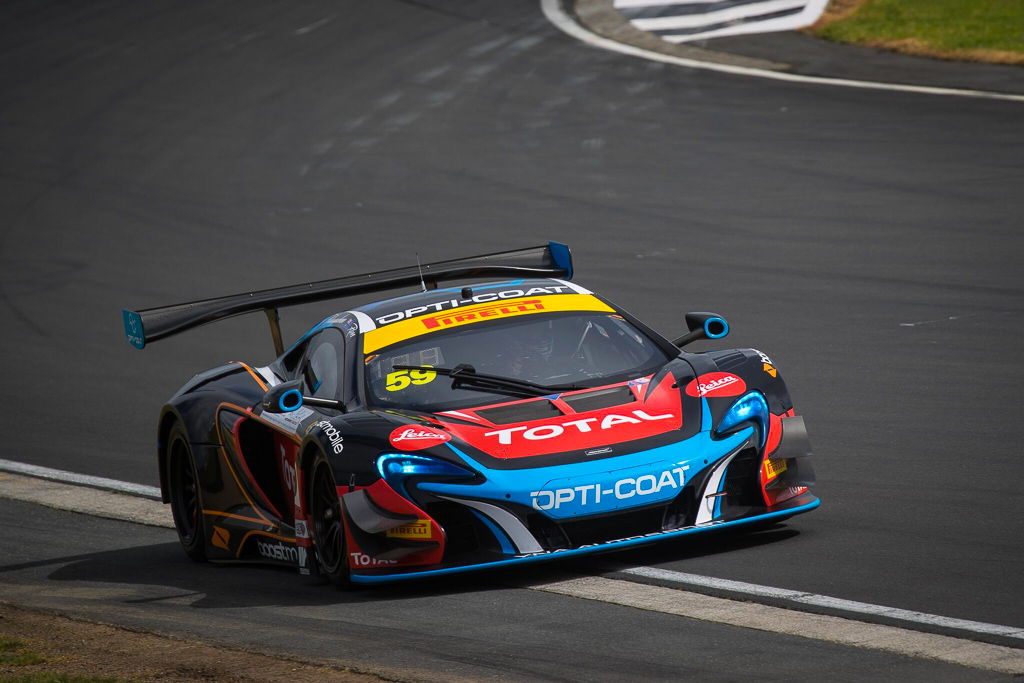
123, 241, 572, 353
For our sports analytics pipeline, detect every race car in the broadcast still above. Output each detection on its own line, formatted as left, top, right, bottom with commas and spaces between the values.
123, 243, 817, 585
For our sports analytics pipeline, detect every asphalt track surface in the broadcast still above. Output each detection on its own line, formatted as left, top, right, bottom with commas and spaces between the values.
1, 0, 1022, 679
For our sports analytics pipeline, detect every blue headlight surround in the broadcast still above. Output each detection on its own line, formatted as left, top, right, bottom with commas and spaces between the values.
715, 391, 769, 447
376, 453, 478, 498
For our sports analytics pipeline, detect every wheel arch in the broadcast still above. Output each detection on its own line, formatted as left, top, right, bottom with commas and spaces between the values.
156, 406, 185, 504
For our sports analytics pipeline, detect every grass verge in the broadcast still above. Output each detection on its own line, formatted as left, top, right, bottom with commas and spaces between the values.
809, 0, 1024, 65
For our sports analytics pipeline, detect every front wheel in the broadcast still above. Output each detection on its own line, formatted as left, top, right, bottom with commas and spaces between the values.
308, 455, 350, 587
166, 422, 207, 561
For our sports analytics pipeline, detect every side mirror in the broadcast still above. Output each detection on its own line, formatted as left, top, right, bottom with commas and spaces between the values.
673, 312, 729, 348
262, 380, 304, 413
261, 380, 347, 413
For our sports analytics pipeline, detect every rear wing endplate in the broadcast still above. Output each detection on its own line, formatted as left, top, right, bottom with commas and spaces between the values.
123, 241, 572, 352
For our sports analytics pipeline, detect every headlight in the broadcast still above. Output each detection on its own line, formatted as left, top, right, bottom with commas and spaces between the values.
715, 391, 769, 446
376, 453, 478, 498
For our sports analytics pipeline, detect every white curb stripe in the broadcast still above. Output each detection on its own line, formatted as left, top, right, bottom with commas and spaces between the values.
621, 566, 1024, 640
0, 473, 172, 528
0, 458, 162, 499
1, 459, 1021, 672
539, 0, 1024, 103
532, 576, 1024, 674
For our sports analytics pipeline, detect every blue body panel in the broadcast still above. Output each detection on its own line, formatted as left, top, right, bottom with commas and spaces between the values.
421, 427, 753, 520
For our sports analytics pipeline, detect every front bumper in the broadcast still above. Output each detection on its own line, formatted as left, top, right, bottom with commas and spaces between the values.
349, 492, 820, 584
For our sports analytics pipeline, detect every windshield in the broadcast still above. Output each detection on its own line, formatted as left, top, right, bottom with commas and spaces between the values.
365, 312, 673, 412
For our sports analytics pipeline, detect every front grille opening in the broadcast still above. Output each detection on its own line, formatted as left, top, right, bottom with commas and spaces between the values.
423, 501, 496, 558
722, 447, 764, 507
558, 506, 665, 547
661, 490, 693, 531
527, 513, 571, 550
562, 385, 635, 413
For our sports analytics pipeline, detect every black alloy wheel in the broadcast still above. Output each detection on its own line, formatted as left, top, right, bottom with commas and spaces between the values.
310, 456, 350, 586
167, 423, 206, 561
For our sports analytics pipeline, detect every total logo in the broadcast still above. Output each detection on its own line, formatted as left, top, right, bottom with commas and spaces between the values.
484, 410, 674, 445
531, 466, 689, 511
350, 552, 398, 567
684, 372, 747, 398
389, 425, 451, 450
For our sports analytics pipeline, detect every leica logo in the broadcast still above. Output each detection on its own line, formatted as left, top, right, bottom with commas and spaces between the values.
697, 376, 738, 393
393, 428, 443, 441
684, 372, 747, 398
388, 425, 451, 450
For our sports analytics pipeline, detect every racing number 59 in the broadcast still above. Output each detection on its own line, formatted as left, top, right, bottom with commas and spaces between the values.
385, 367, 436, 392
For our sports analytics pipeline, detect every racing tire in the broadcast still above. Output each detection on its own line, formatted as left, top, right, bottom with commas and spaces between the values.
308, 454, 350, 587
166, 422, 207, 561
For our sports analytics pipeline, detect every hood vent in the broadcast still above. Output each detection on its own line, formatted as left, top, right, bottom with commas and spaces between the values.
714, 351, 747, 370
477, 399, 562, 425
562, 385, 634, 413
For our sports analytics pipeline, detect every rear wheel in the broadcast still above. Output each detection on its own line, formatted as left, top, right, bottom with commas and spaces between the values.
167, 422, 207, 561
309, 455, 350, 586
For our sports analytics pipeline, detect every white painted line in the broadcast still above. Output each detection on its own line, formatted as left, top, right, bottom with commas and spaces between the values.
533, 576, 1024, 674
539, 0, 1024, 103
631, 0, 806, 31
621, 566, 1024, 640
0, 459, 162, 500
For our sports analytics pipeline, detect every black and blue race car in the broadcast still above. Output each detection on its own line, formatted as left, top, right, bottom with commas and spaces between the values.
124, 243, 817, 585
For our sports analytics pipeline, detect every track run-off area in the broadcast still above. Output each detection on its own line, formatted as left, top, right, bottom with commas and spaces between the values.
1, 0, 1021, 680
2, 465, 1023, 677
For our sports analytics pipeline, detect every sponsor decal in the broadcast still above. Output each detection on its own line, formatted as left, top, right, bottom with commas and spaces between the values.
260, 406, 314, 433
362, 293, 615, 354
530, 466, 689, 511
420, 299, 545, 330
350, 552, 398, 567
684, 372, 747, 398
385, 366, 437, 391
211, 526, 230, 551
753, 349, 777, 377
389, 425, 451, 450
294, 519, 309, 539
763, 458, 788, 479
315, 420, 345, 454
256, 539, 306, 566
385, 518, 433, 540
484, 409, 674, 445
374, 286, 572, 326
277, 442, 299, 507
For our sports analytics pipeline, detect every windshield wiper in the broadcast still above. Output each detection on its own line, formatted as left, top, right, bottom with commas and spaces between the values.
392, 364, 583, 399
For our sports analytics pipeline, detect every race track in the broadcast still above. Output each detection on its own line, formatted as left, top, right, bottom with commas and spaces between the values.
1, 0, 1022, 679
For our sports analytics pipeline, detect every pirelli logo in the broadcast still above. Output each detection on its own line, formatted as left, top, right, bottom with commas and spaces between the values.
764, 458, 788, 480
385, 519, 432, 540
421, 299, 544, 329
362, 293, 615, 353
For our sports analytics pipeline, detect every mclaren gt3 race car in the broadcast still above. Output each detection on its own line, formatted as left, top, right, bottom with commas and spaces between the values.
123, 243, 817, 585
